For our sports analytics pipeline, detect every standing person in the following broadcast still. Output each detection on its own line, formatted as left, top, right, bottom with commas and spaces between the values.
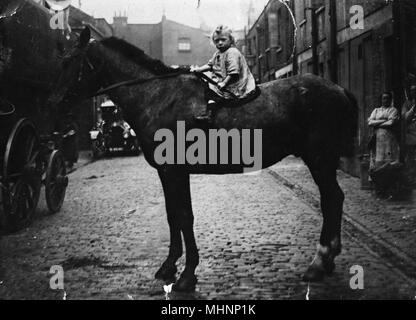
402, 85, 416, 186
190, 25, 256, 121
60, 112, 79, 171
368, 92, 400, 196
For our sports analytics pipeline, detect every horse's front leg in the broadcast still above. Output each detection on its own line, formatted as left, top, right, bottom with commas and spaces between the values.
156, 169, 199, 292
155, 169, 183, 282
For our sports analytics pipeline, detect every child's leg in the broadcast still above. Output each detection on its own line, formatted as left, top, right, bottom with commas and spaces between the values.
194, 86, 222, 121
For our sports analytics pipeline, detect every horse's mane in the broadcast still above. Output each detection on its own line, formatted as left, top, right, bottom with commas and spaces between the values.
100, 37, 179, 75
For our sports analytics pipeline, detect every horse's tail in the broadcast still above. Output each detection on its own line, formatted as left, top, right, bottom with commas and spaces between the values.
341, 88, 358, 157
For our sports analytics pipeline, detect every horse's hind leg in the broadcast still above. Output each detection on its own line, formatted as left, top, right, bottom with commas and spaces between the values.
156, 169, 199, 292
302, 155, 344, 282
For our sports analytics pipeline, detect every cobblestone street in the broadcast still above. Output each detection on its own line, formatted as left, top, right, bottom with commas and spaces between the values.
0, 155, 415, 300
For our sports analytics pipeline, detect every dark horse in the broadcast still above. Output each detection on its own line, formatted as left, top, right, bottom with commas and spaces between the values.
49, 27, 358, 292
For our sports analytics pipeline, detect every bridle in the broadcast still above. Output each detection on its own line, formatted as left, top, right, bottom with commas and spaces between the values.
74, 49, 191, 98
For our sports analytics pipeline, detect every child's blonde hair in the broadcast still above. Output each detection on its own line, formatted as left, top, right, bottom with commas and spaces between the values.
212, 25, 235, 46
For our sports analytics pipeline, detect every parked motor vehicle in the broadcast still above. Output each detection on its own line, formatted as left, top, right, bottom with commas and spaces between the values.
90, 100, 140, 159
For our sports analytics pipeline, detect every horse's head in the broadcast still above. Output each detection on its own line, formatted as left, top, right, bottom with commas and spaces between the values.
48, 27, 104, 109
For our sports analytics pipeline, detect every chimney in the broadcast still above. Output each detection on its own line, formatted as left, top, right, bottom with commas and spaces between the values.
113, 11, 128, 33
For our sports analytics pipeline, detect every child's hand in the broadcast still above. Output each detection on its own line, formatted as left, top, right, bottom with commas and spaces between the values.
217, 82, 226, 90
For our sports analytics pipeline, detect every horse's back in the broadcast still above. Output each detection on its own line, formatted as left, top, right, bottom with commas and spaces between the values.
261, 74, 344, 96
253, 74, 357, 157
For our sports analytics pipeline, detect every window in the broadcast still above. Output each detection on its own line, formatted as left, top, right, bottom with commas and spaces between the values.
178, 38, 191, 52
268, 12, 278, 48
277, 8, 282, 46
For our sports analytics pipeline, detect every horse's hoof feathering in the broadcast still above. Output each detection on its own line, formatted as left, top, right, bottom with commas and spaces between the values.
302, 260, 336, 282
155, 264, 178, 282
173, 274, 198, 293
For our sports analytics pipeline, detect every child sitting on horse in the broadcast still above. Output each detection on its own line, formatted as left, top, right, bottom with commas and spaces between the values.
191, 25, 256, 121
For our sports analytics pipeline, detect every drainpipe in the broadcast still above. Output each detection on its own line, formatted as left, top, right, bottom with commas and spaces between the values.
291, 0, 298, 75
256, 25, 262, 82
329, 0, 338, 83
306, 7, 319, 75
392, 0, 406, 162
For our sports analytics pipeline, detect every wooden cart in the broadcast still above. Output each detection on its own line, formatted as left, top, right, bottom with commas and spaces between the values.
0, 0, 75, 232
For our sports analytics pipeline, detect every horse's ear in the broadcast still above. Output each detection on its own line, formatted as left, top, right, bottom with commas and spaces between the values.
78, 27, 91, 48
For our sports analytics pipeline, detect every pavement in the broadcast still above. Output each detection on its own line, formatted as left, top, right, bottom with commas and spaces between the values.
69, 150, 94, 173
0, 154, 415, 300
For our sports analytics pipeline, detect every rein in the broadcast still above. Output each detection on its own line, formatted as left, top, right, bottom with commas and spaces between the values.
89, 71, 189, 98
194, 72, 238, 99
88, 69, 237, 99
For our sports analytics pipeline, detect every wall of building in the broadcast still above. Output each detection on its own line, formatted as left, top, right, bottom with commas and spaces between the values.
113, 17, 164, 61
336, 0, 387, 31
112, 15, 215, 68
244, 0, 403, 178
335, 2, 393, 177
161, 18, 215, 67
245, 0, 295, 83
402, 1, 416, 89
94, 18, 114, 37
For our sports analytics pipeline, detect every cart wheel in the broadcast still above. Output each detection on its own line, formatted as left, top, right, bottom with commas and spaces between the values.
45, 150, 68, 214
1, 119, 41, 232
1, 177, 41, 232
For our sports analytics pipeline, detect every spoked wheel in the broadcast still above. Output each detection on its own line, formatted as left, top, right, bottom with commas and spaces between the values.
45, 150, 68, 214
1, 119, 41, 232
2, 178, 41, 232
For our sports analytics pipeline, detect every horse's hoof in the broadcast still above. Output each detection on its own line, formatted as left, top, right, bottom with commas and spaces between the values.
324, 261, 336, 276
173, 274, 197, 293
303, 260, 336, 282
155, 264, 177, 282
302, 265, 326, 282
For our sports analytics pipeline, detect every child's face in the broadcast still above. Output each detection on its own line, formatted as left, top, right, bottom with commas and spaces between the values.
213, 34, 232, 52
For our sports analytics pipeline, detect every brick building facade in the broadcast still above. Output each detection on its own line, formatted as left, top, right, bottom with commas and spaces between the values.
245, 0, 416, 178
245, 0, 295, 83
112, 14, 215, 67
